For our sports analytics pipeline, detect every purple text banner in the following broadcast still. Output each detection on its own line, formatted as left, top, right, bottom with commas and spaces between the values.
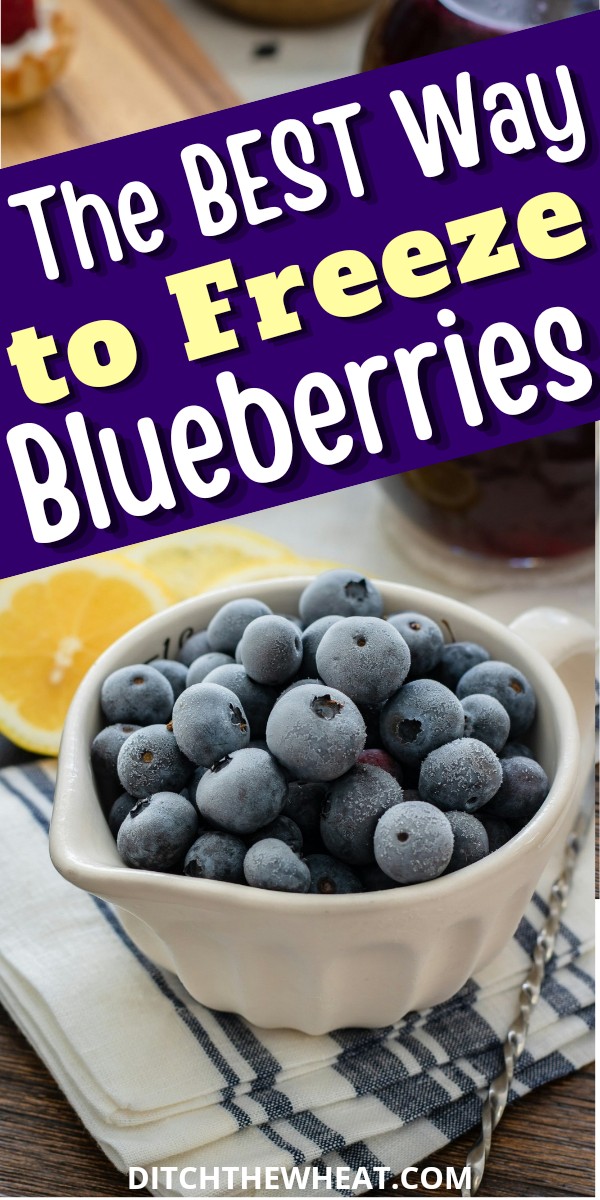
0, 12, 598, 578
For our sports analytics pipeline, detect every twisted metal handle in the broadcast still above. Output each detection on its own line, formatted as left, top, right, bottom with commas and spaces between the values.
462, 801, 592, 1197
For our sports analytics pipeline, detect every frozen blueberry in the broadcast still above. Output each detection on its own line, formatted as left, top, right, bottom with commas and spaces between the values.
299, 570, 384, 626
306, 854, 363, 894
300, 615, 342, 677
100, 664, 174, 726
187, 652, 234, 687
435, 642, 490, 691
117, 791, 199, 871
197, 747, 287, 834
248, 815, 303, 854
444, 811, 489, 873
243, 838, 311, 892
374, 801, 454, 884
316, 616, 411, 705
357, 748, 403, 784
283, 780, 327, 847
461, 694, 510, 754
117, 724, 193, 798
203, 663, 278, 740
108, 792, 137, 837
172, 683, 250, 766
240, 615, 303, 685
380, 679, 464, 766
149, 659, 189, 701
387, 612, 444, 678
183, 831, 246, 883
485, 756, 549, 825
321, 763, 403, 866
266, 683, 366, 781
91, 722, 140, 802
500, 741, 534, 761
177, 630, 211, 667
207, 598, 272, 654
419, 738, 502, 813
479, 813, 513, 853
457, 661, 536, 738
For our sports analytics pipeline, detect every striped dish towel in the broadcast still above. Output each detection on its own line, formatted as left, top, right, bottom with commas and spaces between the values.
0, 762, 594, 1197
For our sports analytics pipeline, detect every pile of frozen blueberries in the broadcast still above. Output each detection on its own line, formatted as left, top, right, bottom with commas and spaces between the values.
91, 569, 549, 894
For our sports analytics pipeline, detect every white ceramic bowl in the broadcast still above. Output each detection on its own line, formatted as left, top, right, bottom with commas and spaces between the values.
50, 578, 594, 1034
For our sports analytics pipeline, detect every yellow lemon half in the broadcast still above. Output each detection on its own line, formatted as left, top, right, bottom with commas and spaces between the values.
0, 556, 172, 756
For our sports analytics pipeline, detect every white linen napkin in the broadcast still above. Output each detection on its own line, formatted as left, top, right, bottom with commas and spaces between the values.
0, 761, 594, 1197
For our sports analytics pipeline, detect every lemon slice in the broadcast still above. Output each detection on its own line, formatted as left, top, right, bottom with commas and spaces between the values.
122, 523, 303, 601
0, 556, 172, 756
214, 557, 340, 588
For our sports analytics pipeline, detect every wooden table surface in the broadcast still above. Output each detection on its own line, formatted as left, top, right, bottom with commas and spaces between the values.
0, 1002, 593, 1198
1, 0, 594, 1194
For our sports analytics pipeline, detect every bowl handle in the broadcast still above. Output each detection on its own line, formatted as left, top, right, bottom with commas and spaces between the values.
509, 606, 596, 789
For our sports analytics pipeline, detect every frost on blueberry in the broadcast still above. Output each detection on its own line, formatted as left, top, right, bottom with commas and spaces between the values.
240, 615, 303, 686
316, 616, 410, 705
299, 570, 383, 625
95, 575, 545, 890
101, 664, 173, 726
207, 598, 272, 654
172, 682, 250, 766
243, 838, 311, 893
444, 811, 489, 873
203, 663, 278, 740
117, 724, 193, 799
387, 612, 443, 678
374, 801, 454, 884
177, 630, 210, 667
435, 641, 490, 691
150, 659, 189, 701
419, 737, 502, 813
321, 763, 403, 866
183, 831, 246, 883
117, 791, 199, 871
197, 747, 287, 834
187, 652, 234, 687
300, 614, 342, 677
461, 693, 510, 754
266, 683, 365, 781
457, 661, 536, 738
380, 679, 464, 766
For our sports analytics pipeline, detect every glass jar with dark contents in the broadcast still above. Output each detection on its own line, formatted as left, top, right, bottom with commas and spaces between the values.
381, 426, 596, 566
364, 0, 596, 576
363, 1, 596, 69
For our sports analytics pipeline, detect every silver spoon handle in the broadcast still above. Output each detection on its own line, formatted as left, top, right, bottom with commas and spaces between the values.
462, 800, 592, 1197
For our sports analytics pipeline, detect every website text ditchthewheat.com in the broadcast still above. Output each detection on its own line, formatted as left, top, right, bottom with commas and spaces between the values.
129, 1164, 472, 1192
